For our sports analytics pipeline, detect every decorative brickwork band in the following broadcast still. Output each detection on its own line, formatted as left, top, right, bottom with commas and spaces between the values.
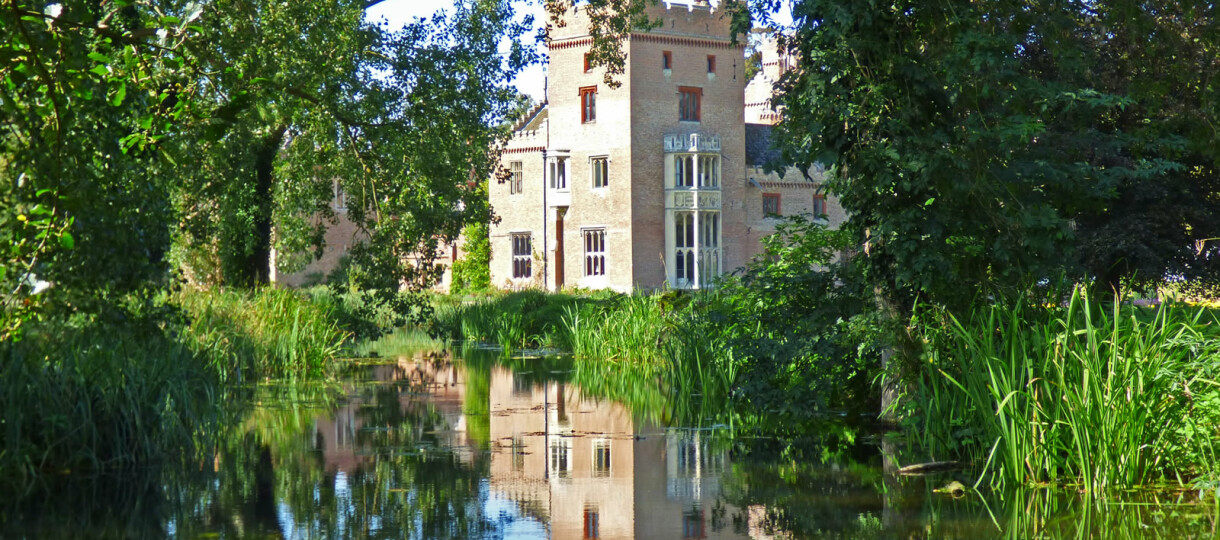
503, 146, 546, 155
753, 180, 819, 189
549, 33, 744, 51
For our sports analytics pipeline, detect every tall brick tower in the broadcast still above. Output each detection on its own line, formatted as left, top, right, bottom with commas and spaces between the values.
491, 0, 749, 292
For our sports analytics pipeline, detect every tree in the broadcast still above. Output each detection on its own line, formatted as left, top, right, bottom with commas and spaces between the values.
742, 0, 1219, 417
173, 0, 534, 298
1, 1, 201, 337
767, 0, 1219, 305
2, 0, 536, 337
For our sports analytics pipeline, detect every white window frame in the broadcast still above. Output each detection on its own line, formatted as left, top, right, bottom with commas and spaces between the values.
510, 232, 532, 279
582, 228, 607, 277
509, 161, 523, 194
549, 437, 572, 478
333, 180, 348, 211
548, 155, 569, 191
590, 155, 610, 189
592, 439, 611, 477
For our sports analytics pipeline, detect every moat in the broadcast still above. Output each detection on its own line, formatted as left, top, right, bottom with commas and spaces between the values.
4, 343, 1218, 539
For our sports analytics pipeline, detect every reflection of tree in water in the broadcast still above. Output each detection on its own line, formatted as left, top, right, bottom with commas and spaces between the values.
160, 358, 506, 539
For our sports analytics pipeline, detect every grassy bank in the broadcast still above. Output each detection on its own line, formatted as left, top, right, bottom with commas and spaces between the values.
911, 289, 1220, 491
1, 287, 350, 492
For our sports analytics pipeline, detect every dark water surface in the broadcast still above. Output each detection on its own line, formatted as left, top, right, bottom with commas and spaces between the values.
4, 344, 1219, 539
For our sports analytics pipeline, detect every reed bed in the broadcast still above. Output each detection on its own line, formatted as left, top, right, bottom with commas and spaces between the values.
433, 290, 592, 351
0, 323, 217, 492
914, 289, 1220, 492
178, 288, 350, 381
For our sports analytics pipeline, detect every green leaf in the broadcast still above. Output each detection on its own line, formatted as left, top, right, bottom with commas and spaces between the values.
89, 65, 108, 77
87, 52, 111, 64
59, 232, 74, 250
110, 81, 126, 106
925, 198, 936, 206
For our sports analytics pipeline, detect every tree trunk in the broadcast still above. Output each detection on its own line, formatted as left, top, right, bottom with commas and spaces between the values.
241, 127, 286, 287
877, 288, 902, 425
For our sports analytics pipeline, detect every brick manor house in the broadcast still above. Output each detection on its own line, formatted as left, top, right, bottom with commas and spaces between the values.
490, 0, 844, 292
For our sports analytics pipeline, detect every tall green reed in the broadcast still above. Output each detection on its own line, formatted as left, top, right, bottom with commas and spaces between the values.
0, 323, 217, 493
178, 288, 349, 381
914, 288, 1220, 492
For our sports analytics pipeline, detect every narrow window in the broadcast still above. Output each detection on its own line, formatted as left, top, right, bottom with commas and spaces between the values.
591, 157, 609, 188
682, 509, 705, 540
698, 155, 719, 187
549, 157, 568, 190
584, 228, 606, 276
592, 440, 611, 477
550, 438, 572, 478
511, 436, 526, 472
675, 212, 695, 282
584, 508, 600, 539
707, 55, 716, 74
511, 233, 532, 278
679, 155, 695, 187
762, 193, 781, 217
580, 86, 597, 123
584, 52, 592, 73
333, 181, 348, 211
813, 194, 826, 217
663, 50, 672, 70
679, 87, 702, 122
509, 161, 523, 194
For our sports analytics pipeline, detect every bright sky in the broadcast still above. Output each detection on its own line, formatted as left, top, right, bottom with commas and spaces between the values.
363, 1, 792, 103
364, 0, 549, 101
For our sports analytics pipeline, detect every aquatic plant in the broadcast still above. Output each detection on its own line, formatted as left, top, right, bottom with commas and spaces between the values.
0, 321, 218, 493
912, 289, 1220, 491
179, 288, 349, 381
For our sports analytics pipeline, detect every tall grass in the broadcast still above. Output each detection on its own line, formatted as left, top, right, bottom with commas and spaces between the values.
913, 289, 1220, 492
433, 290, 592, 351
179, 288, 349, 381
1, 287, 350, 493
437, 290, 737, 424
0, 322, 217, 493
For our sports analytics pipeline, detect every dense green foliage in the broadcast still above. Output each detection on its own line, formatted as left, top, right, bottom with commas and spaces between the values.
0, 288, 349, 491
2, 0, 535, 338
1, 318, 217, 492
703, 216, 876, 429
178, 288, 350, 381
449, 222, 492, 295
766, 0, 1220, 303
912, 291, 1220, 491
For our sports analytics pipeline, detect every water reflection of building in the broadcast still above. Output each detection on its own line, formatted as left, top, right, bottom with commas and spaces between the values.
487, 366, 755, 539
311, 354, 474, 474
